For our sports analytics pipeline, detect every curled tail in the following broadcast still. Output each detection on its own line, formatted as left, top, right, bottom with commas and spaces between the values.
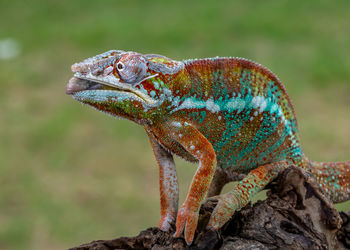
309, 160, 350, 203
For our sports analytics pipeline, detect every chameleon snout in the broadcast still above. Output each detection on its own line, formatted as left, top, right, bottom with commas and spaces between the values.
66, 77, 103, 95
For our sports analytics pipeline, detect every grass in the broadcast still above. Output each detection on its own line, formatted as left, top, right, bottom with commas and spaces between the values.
0, 0, 349, 249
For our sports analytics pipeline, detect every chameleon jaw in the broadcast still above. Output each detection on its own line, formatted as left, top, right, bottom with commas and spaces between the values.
66, 75, 157, 106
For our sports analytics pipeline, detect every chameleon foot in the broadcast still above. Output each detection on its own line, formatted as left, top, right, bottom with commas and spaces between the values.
207, 193, 240, 229
158, 212, 176, 231
174, 204, 199, 245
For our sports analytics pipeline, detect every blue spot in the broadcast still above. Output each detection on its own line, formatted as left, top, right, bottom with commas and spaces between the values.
153, 81, 160, 89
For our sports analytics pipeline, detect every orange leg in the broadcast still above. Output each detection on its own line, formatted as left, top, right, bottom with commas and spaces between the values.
149, 120, 216, 245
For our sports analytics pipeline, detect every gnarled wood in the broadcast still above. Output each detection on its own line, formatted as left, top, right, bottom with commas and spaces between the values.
70, 166, 348, 250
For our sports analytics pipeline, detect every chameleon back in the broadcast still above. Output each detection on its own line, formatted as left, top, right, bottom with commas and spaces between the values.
172, 58, 305, 171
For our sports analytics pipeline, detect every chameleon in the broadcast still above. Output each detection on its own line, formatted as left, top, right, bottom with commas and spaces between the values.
66, 50, 350, 245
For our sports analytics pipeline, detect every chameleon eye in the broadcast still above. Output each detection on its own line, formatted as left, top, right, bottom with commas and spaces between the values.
117, 62, 125, 71
114, 53, 148, 83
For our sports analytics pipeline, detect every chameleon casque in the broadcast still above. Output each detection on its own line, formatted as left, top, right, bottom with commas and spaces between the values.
66, 50, 350, 245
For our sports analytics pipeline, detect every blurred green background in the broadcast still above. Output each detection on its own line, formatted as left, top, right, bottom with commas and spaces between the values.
0, 0, 349, 249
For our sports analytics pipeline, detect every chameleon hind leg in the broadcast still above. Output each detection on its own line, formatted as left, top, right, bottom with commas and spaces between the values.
207, 161, 289, 229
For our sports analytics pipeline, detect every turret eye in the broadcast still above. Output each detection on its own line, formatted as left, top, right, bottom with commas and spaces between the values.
117, 62, 125, 71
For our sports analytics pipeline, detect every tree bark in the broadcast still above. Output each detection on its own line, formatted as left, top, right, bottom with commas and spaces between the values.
70, 166, 349, 250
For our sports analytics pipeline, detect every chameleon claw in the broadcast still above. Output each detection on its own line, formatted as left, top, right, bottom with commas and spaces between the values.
184, 214, 197, 245
207, 193, 237, 230
174, 205, 198, 245
158, 213, 175, 232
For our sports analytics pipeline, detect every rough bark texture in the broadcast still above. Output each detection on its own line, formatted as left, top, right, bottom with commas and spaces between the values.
70, 166, 349, 250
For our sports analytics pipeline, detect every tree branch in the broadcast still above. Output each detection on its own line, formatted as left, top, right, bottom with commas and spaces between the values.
70, 166, 349, 250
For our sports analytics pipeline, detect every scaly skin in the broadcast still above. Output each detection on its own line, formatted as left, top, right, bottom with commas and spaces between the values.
66, 50, 350, 245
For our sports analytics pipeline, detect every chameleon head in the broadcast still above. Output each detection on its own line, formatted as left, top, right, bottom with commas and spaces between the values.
66, 50, 185, 122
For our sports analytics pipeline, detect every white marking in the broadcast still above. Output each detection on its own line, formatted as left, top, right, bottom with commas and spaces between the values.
270, 103, 279, 113
172, 97, 220, 113
168, 94, 301, 152
172, 121, 182, 127
251, 96, 267, 113
134, 73, 159, 87
206, 98, 220, 113
224, 98, 245, 113
172, 98, 206, 112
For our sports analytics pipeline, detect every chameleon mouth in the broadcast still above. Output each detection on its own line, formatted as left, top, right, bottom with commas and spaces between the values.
66, 76, 108, 94
66, 75, 157, 105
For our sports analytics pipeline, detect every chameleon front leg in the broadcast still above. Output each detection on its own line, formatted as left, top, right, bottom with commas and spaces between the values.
148, 134, 179, 231
152, 120, 216, 245
207, 161, 288, 229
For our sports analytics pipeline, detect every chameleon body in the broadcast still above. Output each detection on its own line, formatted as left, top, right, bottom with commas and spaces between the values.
66, 50, 350, 245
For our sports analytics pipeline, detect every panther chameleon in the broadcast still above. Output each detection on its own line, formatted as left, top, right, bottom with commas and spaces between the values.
66, 50, 350, 245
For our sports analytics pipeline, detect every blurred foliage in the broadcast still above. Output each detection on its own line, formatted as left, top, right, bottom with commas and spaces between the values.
0, 0, 349, 249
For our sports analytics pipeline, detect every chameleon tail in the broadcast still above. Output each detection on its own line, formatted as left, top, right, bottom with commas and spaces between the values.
309, 160, 350, 203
